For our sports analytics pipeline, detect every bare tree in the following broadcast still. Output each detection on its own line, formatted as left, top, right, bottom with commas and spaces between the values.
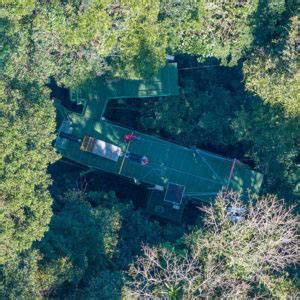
126, 245, 202, 299
126, 244, 253, 299
126, 192, 299, 299
196, 192, 300, 277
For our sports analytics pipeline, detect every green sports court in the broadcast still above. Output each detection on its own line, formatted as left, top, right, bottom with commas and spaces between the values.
55, 63, 263, 222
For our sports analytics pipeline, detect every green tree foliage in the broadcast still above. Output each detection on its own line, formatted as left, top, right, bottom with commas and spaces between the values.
32, 1, 113, 87
0, 2, 60, 263
0, 248, 78, 299
139, 63, 243, 147
37, 191, 122, 292
0, 0, 35, 20
127, 192, 299, 298
28, 189, 178, 298
110, 0, 167, 79
82, 271, 124, 299
251, 0, 291, 46
0, 250, 42, 299
1, 0, 168, 87
1, 0, 112, 86
1, 191, 123, 299
0, 81, 58, 263
1, 1, 299, 298
160, 0, 259, 65
232, 99, 299, 200
244, 16, 300, 115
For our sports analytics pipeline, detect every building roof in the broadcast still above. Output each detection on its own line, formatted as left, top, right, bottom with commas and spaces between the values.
55, 63, 263, 204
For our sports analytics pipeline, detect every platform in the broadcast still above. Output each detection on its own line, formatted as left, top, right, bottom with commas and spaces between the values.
55, 63, 264, 221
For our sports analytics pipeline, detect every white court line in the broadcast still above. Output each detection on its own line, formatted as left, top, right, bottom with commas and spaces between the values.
127, 138, 222, 186
149, 161, 221, 185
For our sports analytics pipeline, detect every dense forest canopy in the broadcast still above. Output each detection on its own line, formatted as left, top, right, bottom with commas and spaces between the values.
0, 0, 299, 298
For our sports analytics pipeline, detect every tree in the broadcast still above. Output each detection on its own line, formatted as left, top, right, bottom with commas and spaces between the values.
126, 192, 299, 298
0, 4, 61, 263
37, 191, 122, 293
34, 189, 173, 298
1, 190, 124, 299
243, 16, 300, 115
160, 0, 259, 66
0, 0, 170, 265
81, 271, 124, 299
138, 60, 256, 153
0, 80, 59, 264
190, 192, 300, 297
110, 0, 167, 79
2, 0, 169, 86
31, 1, 113, 87
0, 0, 35, 21
139, 68, 242, 148
0, 249, 74, 300
0, 250, 42, 299
126, 245, 202, 299
232, 98, 299, 200
194, 192, 299, 276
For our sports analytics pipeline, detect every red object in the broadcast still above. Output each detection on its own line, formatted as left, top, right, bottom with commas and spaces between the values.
225, 158, 237, 193
124, 133, 136, 142
141, 156, 149, 165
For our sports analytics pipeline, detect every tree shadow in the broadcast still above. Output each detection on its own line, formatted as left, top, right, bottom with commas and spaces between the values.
109, 202, 186, 275
250, 0, 297, 55
35, 191, 126, 299
110, 37, 165, 80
